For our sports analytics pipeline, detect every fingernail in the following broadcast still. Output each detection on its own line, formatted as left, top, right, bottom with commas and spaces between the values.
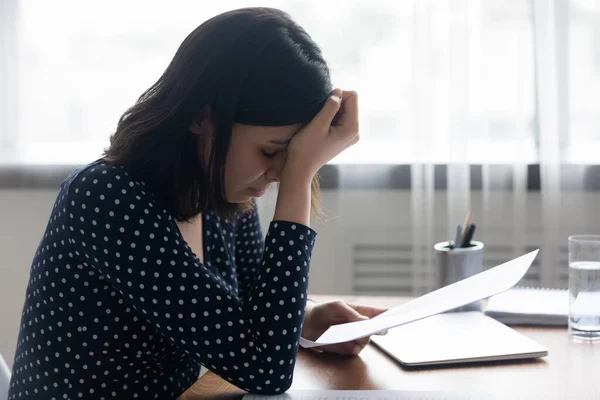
330, 88, 342, 102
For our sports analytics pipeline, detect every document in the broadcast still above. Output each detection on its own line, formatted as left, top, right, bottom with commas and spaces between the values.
244, 389, 495, 399
484, 287, 569, 326
299, 250, 538, 348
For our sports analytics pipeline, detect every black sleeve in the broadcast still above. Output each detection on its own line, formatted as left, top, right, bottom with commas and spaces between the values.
234, 206, 264, 301
64, 163, 316, 394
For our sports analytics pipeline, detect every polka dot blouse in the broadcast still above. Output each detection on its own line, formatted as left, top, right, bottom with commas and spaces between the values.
9, 160, 316, 399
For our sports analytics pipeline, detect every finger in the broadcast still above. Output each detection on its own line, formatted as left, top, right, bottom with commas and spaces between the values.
318, 337, 369, 356
317, 342, 354, 356
355, 336, 370, 347
351, 339, 369, 356
326, 300, 366, 322
375, 329, 389, 336
342, 306, 370, 323
348, 304, 388, 318
332, 91, 358, 131
338, 341, 365, 356
307, 88, 343, 130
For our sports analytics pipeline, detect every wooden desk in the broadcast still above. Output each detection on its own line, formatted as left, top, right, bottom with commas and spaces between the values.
180, 295, 600, 400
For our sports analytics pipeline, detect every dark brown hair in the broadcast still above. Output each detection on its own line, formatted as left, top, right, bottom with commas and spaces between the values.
103, 7, 331, 221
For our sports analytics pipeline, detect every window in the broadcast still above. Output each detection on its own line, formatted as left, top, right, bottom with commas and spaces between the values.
1, 0, 598, 164
568, 0, 600, 163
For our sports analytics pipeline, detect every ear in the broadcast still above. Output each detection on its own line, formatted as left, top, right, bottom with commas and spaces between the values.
189, 120, 203, 135
189, 106, 212, 135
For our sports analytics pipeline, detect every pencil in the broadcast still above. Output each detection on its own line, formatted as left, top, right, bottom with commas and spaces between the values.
461, 211, 472, 240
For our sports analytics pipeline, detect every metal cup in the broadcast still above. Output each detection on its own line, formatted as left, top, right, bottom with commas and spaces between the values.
433, 240, 484, 312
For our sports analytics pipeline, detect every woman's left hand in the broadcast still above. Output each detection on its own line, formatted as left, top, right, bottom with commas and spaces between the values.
301, 300, 388, 356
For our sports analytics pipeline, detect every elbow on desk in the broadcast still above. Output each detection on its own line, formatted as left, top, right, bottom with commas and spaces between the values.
204, 336, 300, 394
231, 361, 295, 395
242, 378, 293, 396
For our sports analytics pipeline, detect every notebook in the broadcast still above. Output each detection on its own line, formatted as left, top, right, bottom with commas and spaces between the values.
370, 311, 547, 367
484, 287, 569, 326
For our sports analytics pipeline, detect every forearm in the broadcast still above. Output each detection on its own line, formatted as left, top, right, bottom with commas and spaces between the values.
273, 166, 313, 226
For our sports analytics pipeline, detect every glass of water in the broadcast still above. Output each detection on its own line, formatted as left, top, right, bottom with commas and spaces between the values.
568, 235, 600, 340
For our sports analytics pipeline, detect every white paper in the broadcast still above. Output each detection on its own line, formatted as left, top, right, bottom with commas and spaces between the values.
299, 249, 538, 348
244, 389, 495, 399
484, 287, 569, 325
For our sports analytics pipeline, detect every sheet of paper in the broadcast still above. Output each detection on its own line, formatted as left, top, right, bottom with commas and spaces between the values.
484, 287, 569, 325
299, 249, 538, 348
244, 389, 495, 399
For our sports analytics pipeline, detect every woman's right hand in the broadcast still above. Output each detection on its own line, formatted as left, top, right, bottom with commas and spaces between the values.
273, 89, 359, 227
283, 89, 359, 182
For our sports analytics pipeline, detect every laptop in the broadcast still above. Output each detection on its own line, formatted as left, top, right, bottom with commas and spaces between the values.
370, 311, 548, 367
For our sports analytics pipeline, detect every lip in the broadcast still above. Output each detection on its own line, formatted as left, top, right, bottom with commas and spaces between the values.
248, 187, 266, 197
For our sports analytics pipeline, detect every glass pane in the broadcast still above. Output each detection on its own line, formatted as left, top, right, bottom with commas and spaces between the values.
424, 0, 535, 164
14, 0, 536, 164
568, 0, 600, 163
15, 0, 265, 163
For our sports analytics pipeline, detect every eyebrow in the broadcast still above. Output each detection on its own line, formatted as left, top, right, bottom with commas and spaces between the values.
269, 139, 292, 146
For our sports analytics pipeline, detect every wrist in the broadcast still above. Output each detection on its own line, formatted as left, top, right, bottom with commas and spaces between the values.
281, 157, 316, 186
273, 160, 313, 226
302, 300, 317, 339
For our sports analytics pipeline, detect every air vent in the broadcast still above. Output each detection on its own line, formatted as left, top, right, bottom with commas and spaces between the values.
350, 232, 570, 296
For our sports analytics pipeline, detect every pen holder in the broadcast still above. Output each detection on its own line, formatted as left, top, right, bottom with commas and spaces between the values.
433, 240, 484, 312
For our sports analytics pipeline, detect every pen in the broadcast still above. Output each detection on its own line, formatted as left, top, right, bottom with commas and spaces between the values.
461, 223, 476, 248
454, 225, 462, 249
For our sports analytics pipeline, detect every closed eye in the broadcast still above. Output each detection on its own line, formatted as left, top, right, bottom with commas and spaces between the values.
262, 150, 278, 159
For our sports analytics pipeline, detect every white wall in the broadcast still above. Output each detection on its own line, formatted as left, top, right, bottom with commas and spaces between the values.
0, 190, 59, 369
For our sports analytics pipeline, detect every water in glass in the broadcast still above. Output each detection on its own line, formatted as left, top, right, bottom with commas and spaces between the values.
569, 261, 600, 340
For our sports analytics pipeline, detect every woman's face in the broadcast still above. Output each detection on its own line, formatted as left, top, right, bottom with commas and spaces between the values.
193, 120, 303, 203
224, 123, 303, 202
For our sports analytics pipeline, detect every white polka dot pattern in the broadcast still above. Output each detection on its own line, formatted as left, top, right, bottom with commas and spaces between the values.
8, 161, 316, 399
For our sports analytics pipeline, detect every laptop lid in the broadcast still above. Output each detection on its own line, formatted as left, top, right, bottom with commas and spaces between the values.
370, 312, 548, 367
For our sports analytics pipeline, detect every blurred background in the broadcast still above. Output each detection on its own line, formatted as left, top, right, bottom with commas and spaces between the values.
1, 0, 599, 367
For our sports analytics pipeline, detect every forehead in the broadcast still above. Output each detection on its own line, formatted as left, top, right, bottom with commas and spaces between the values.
232, 123, 303, 142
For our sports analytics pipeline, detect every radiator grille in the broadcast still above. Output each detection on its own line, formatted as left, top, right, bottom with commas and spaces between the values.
350, 232, 570, 296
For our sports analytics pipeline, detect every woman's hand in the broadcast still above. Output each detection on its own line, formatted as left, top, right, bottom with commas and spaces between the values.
301, 300, 387, 356
273, 88, 359, 226
283, 89, 359, 182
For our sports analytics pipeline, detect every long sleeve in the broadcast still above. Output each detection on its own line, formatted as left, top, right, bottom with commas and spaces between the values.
234, 206, 264, 301
63, 163, 316, 394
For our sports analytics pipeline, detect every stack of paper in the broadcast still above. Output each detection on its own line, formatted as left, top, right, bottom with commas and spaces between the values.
484, 287, 569, 326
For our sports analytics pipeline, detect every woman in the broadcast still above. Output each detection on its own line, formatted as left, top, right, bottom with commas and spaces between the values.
9, 7, 386, 399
